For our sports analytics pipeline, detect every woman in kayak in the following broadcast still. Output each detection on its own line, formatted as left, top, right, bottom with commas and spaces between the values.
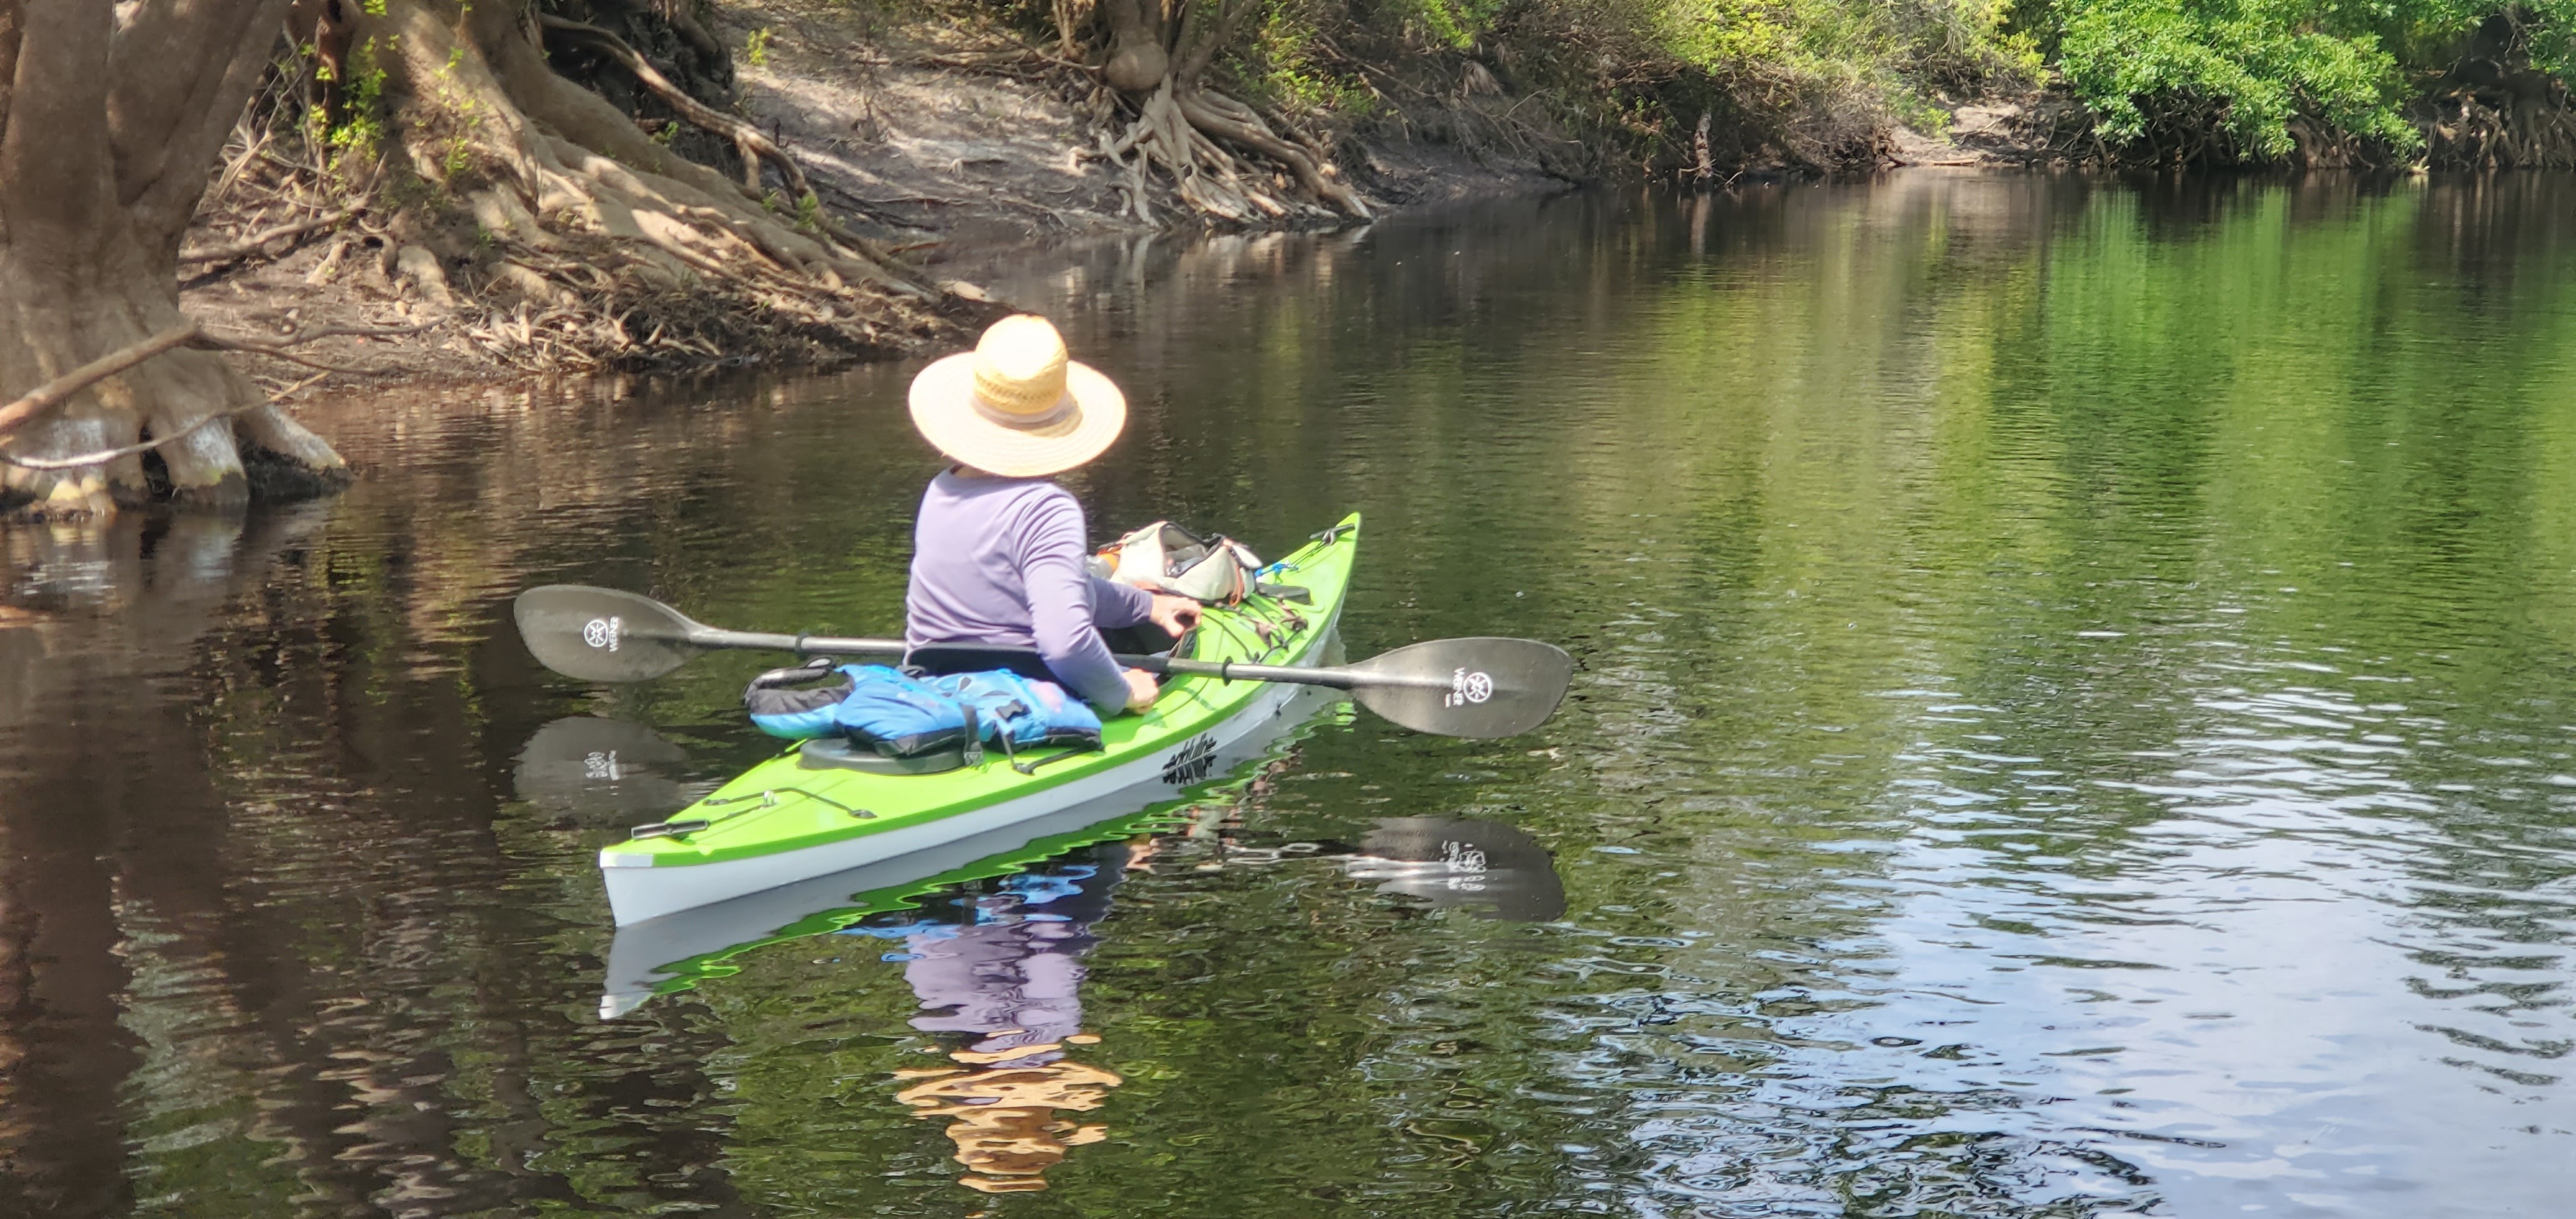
903, 314, 1199, 714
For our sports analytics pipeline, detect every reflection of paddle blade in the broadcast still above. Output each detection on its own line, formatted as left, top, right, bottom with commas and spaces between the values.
1345, 817, 1565, 921
513, 716, 699, 825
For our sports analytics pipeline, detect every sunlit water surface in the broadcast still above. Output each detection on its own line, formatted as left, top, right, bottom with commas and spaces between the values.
3, 172, 2573, 1217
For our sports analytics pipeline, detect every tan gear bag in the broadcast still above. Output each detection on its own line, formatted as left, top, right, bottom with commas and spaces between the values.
1092, 521, 1262, 605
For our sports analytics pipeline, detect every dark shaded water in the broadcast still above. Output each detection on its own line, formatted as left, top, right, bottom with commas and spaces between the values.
6, 172, 2575, 1217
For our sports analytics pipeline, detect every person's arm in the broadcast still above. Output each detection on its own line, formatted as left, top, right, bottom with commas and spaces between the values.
1018, 494, 1139, 712
1088, 572, 1153, 629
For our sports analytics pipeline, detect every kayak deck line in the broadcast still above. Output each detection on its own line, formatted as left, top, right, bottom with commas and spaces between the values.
595, 512, 1363, 924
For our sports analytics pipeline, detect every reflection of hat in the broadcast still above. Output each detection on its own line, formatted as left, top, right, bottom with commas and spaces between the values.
908, 315, 1127, 477
1351, 818, 1567, 921
897, 1057, 1119, 1193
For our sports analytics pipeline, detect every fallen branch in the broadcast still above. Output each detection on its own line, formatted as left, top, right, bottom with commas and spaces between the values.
0, 374, 329, 471
0, 313, 419, 443
180, 204, 361, 264
0, 322, 206, 440
193, 335, 396, 377
242, 319, 440, 346
540, 15, 811, 201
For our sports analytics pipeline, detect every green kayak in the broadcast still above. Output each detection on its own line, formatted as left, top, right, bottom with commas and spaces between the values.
598, 513, 1361, 925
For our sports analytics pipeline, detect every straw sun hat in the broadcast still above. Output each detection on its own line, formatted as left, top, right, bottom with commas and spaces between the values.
908, 314, 1127, 478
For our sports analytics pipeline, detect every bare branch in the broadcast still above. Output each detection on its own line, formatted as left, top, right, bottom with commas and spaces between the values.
0, 309, 417, 443
0, 374, 326, 471
193, 330, 406, 376
180, 204, 361, 264
231, 320, 440, 346
0, 322, 203, 440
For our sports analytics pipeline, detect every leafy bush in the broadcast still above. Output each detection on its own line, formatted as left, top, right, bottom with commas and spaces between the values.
2050, 0, 2415, 159
2039, 0, 2576, 162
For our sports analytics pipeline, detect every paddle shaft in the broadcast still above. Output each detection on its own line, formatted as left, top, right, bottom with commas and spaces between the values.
695, 629, 1436, 692
515, 583, 1569, 737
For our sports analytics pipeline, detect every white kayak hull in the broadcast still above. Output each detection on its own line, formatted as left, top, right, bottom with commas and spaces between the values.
597, 633, 1333, 926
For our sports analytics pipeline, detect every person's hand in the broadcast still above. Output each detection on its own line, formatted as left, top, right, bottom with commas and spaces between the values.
1146, 592, 1200, 637
1123, 668, 1160, 712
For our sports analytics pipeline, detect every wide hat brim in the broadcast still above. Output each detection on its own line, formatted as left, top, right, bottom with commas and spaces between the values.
908, 352, 1127, 477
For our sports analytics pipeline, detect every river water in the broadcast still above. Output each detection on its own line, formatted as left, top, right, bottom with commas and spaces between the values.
4, 172, 2573, 1217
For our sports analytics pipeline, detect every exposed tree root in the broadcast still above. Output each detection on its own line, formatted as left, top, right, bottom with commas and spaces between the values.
1092, 80, 1369, 225
174, 0, 986, 381
1055, 0, 1376, 225
1176, 89, 1370, 218
539, 14, 811, 199
2418, 82, 2576, 169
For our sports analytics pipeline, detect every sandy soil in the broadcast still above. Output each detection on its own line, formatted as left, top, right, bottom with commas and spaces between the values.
1889, 95, 2094, 168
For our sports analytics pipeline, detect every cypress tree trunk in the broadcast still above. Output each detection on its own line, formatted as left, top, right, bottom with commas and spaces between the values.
0, 0, 344, 518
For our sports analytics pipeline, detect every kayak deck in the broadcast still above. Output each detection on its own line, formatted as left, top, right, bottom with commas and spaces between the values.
598, 513, 1360, 924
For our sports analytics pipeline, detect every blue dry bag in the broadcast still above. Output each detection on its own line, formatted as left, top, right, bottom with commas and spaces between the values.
745, 660, 1103, 760
930, 669, 1105, 755
832, 664, 974, 755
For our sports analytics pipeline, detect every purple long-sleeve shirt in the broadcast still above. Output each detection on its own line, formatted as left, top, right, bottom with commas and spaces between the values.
905, 471, 1153, 712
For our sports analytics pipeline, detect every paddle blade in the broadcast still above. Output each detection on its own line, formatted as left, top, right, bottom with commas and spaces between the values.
1347, 637, 1572, 739
514, 585, 709, 682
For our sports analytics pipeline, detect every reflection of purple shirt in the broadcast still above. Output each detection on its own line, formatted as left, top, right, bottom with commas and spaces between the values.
905, 471, 1152, 712
903, 919, 1094, 1062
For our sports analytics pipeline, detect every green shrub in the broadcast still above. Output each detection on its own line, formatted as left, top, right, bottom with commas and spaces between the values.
2051, 0, 2419, 158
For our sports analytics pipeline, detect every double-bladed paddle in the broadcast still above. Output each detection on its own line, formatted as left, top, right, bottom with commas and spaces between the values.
512, 585, 1572, 739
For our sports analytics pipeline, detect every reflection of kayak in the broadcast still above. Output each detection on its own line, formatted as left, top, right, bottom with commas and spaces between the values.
598, 515, 1360, 926
601, 686, 1344, 1016
1343, 817, 1566, 921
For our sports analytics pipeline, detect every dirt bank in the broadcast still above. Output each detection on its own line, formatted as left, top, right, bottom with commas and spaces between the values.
171, 0, 1561, 403
712, 0, 1560, 249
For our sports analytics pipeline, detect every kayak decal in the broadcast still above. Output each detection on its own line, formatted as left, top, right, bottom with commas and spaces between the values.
583, 615, 623, 652
1446, 668, 1492, 707
1162, 734, 1218, 785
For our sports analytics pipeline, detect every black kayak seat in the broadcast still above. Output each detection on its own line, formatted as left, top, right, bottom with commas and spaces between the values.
910, 630, 1195, 680
905, 643, 1054, 680
797, 737, 968, 775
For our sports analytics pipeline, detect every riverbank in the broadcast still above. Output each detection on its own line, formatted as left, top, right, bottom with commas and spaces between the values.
170, 0, 1569, 399
156, 0, 2576, 409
